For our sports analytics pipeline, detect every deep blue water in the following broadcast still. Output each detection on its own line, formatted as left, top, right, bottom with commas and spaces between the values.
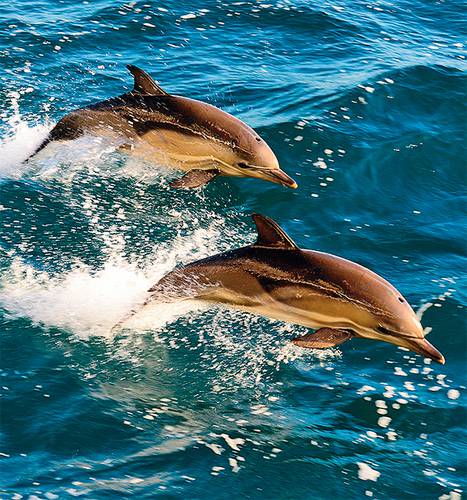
0, 0, 466, 498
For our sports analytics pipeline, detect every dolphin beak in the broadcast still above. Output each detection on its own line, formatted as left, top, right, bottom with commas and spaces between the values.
237, 163, 298, 188
258, 168, 298, 189
405, 337, 445, 364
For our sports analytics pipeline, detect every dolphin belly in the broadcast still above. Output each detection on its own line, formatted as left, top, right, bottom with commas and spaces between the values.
189, 278, 363, 333
218, 294, 363, 333
133, 127, 238, 172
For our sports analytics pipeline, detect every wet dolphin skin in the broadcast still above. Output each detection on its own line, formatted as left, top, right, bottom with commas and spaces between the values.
140, 214, 445, 364
30, 65, 297, 190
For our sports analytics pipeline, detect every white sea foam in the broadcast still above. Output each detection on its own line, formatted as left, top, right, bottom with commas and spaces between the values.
0, 222, 223, 339
357, 462, 381, 482
0, 91, 51, 176
0, 257, 154, 338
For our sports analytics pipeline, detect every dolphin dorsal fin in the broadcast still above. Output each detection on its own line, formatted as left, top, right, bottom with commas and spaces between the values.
126, 64, 169, 95
252, 214, 298, 250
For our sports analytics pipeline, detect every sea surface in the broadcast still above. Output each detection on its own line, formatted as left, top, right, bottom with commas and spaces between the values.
0, 0, 466, 498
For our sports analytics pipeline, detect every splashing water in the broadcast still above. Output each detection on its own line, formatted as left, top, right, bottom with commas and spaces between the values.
1, 257, 152, 338
0, 220, 233, 338
0, 92, 51, 176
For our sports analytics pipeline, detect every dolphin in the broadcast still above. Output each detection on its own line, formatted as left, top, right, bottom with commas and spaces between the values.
28, 65, 297, 189
123, 214, 445, 364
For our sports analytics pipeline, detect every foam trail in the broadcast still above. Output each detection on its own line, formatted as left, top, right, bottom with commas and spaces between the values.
0, 258, 151, 338
0, 91, 53, 175
0, 256, 209, 339
0, 221, 227, 338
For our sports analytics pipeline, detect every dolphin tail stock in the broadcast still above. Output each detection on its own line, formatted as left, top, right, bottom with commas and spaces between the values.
23, 113, 87, 163
110, 289, 184, 333
111, 306, 140, 333
292, 328, 354, 348
23, 135, 52, 163
111, 266, 208, 332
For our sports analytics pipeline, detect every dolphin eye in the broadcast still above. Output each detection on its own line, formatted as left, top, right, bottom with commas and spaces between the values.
255, 137, 261, 142
398, 297, 404, 303
237, 162, 250, 169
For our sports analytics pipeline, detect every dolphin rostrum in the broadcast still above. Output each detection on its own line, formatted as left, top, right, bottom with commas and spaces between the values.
29, 65, 297, 190
124, 214, 444, 364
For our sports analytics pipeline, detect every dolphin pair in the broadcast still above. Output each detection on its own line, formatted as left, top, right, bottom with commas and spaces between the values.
29, 65, 297, 190
122, 214, 444, 364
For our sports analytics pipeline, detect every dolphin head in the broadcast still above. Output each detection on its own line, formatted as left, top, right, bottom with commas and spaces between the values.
232, 134, 298, 189
162, 94, 298, 189
355, 286, 445, 364
294, 246, 445, 364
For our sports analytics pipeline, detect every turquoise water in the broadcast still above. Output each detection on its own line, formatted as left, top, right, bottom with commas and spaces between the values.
1, 0, 466, 498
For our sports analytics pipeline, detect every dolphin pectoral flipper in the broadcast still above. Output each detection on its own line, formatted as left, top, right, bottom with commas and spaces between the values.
170, 169, 220, 188
292, 328, 353, 349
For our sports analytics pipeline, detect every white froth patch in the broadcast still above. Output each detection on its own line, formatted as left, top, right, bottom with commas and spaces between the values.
357, 385, 376, 395
313, 160, 327, 169
0, 99, 51, 177
180, 12, 197, 19
204, 442, 223, 455
357, 462, 381, 482
377, 416, 391, 428
386, 431, 397, 441
447, 389, 460, 400
221, 434, 245, 451
439, 493, 462, 500
0, 221, 225, 338
0, 258, 152, 338
228, 457, 240, 473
